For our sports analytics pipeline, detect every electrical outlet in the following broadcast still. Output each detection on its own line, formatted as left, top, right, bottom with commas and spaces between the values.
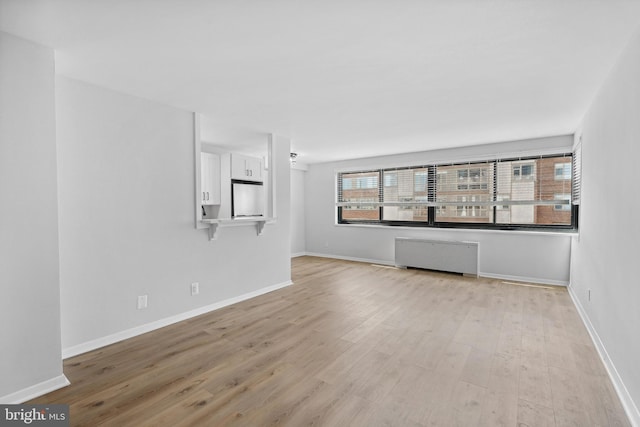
191, 282, 199, 296
137, 295, 148, 309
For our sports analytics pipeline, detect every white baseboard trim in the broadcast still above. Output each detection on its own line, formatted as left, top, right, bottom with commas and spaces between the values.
304, 253, 568, 286
0, 374, 70, 404
291, 252, 307, 258
567, 285, 639, 427
304, 252, 395, 267
480, 272, 568, 287
62, 280, 293, 359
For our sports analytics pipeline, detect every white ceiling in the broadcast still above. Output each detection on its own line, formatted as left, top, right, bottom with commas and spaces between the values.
2, 0, 640, 163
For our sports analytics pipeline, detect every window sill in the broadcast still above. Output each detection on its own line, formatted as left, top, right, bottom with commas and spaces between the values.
334, 222, 578, 237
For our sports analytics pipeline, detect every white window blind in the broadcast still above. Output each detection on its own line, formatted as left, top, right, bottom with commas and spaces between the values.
572, 143, 582, 205
382, 167, 430, 222
337, 171, 380, 221
336, 152, 576, 228
435, 161, 493, 223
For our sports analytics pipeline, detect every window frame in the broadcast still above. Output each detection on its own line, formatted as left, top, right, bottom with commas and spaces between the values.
554, 193, 572, 211
512, 163, 535, 180
555, 162, 571, 180
337, 153, 578, 232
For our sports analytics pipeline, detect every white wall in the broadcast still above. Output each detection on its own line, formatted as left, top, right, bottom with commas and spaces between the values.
56, 77, 291, 352
305, 135, 574, 285
570, 26, 640, 423
0, 32, 65, 401
290, 167, 307, 256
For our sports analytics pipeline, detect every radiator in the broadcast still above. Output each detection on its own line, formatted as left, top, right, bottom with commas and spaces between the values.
395, 237, 479, 277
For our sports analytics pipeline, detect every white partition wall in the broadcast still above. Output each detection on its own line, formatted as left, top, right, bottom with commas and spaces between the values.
570, 27, 640, 425
0, 32, 66, 402
56, 77, 292, 354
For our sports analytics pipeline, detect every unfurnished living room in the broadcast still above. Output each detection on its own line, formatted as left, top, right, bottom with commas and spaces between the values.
2, 1, 640, 426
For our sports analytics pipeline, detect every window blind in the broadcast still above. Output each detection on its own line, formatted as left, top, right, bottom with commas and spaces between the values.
572, 142, 582, 205
337, 170, 381, 221
336, 152, 576, 229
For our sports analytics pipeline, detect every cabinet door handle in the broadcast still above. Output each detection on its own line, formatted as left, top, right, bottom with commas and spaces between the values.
206, 192, 209, 201
203, 192, 205, 200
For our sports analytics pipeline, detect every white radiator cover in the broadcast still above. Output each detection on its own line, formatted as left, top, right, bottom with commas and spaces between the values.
395, 237, 479, 276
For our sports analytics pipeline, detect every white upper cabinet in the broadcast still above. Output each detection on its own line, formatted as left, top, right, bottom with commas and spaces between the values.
201, 152, 221, 205
231, 153, 263, 182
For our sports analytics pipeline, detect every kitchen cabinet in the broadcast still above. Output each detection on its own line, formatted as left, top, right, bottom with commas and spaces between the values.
201, 152, 220, 205
231, 153, 263, 182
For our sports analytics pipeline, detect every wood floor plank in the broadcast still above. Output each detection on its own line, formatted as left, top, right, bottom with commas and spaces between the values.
341, 305, 399, 343
548, 366, 591, 426
517, 398, 556, 427
194, 362, 311, 426
357, 321, 404, 356
519, 364, 553, 409
396, 330, 450, 370
571, 341, 609, 377
28, 256, 630, 426
386, 362, 434, 424
142, 388, 217, 427
349, 352, 402, 403
488, 352, 520, 394
496, 329, 522, 358
459, 348, 494, 389
313, 338, 376, 385
478, 389, 518, 427
580, 372, 632, 427
273, 377, 354, 426
521, 332, 547, 368
425, 380, 486, 426
283, 330, 353, 377
360, 400, 426, 427
238, 377, 328, 426
68, 338, 247, 425
312, 393, 372, 427
544, 333, 577, 372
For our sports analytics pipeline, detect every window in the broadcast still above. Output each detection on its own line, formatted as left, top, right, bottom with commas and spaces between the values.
414, 171, 428, 192
555, 163, 571, 180
454, 195, 490, 218
496, 195, 510, 210
384, 173, 397, 187
341, 176, 378, 190
382, 167, 430, 222
513, 163, 535, 180
435, 163, 493, 223
338, 171, 380, 221
337, 153, 577, 231
554, 194, 571, 211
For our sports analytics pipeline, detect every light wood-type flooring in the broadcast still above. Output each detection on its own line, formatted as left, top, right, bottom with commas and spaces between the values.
32, 256, 630, 426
